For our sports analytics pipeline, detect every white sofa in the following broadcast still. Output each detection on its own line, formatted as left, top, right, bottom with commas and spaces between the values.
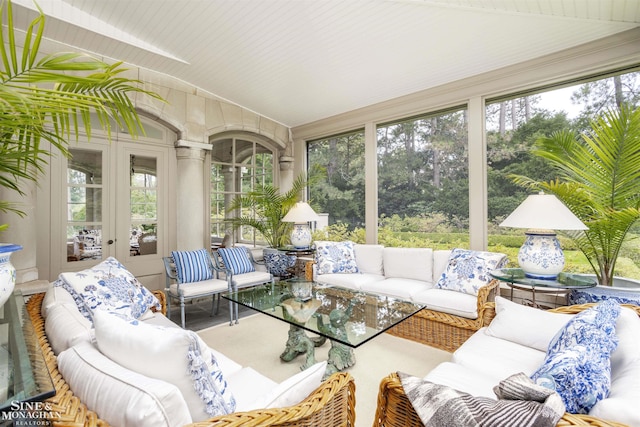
35, 258, 352, 427
309, 242, 507, 351
392, 296, 640, 427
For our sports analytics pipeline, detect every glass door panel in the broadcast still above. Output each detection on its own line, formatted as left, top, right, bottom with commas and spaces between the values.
66, 149, 104, 263
130, 155, 158, 256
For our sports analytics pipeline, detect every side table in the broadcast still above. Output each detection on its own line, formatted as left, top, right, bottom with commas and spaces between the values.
278, 246, 316, 279
490, 268, 597, 308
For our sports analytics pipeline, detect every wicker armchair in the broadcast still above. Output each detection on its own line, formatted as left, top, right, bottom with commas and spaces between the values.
373, 303, 640, 427
25, 292, 356, 427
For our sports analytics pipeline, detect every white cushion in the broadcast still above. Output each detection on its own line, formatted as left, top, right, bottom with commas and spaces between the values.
354, 244, 384, 275
224, 367, 278, 412
262, 361, 327, 408
45, 302, 94, 355
424, 361, 498, 399
453, 327, 546, 380
58, 341, 192, 427
361, 278, 428, 301
383, 247, 433, 282
41, 282, 77, 318
229, 271, 272, 287
170, 278, 228, 298
315, 273, 384, 290
93, 310, 236, 421
410, 288, 478, 319
609, 306, 640, 377
589, 358, 640, 426
432, 250, 452, 282
485, 296, 572, 352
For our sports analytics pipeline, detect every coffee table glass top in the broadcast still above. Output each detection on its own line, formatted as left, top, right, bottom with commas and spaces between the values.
490, 268, 597, 289
222, 280, 424, 348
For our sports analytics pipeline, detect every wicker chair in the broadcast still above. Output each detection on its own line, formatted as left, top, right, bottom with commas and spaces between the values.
25, 292, 356, 427
372, 303, 640, 427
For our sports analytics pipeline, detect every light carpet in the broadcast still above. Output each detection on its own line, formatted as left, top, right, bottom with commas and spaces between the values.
197, 314, 451, 427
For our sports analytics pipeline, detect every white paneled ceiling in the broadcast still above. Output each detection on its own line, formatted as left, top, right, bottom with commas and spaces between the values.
9, 0, 640, 127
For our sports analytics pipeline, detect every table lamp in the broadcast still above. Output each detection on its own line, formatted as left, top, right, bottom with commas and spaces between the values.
282, 202, 320, 249
499, 193, 587, 279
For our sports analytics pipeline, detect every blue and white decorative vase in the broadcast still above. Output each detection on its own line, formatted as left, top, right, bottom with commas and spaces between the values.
263, 248, 295, 277
0, 244, 22, 307
518, 232, 564, 279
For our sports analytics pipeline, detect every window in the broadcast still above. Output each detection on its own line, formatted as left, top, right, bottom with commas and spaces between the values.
377, 108, 469, 247
308, 131, 365, 231
210, 137, 275, 245
486, 70, 640, 277
130, 155, 158, 256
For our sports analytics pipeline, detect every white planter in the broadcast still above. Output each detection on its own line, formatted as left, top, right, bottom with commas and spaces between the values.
569, 275, 640, 306
0, 244, 23, 307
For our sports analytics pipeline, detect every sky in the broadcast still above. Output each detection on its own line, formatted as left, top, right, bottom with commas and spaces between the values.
536, 86, 583, 119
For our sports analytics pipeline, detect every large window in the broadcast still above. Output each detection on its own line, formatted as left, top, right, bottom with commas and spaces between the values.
377, 108, 469, 247
308, 131, 365, 232
486, 71, 640, 277
210, 137, 275, 245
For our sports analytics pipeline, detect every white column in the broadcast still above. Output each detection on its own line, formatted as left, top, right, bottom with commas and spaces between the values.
468, 96, 488, 250
175, 140, 210, 251
364, 122, 378, 244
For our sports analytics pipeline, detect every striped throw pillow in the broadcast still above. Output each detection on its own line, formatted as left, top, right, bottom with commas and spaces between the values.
218, 248, 255, 275
171, 249, 213, 283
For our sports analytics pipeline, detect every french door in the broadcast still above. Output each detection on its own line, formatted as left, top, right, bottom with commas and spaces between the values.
50, 131, 174, 282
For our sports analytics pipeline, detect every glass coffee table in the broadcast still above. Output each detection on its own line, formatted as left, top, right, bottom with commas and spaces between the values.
223, 280, 424, 378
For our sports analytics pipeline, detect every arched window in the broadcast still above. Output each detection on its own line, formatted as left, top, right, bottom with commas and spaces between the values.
210, 134, 276, 246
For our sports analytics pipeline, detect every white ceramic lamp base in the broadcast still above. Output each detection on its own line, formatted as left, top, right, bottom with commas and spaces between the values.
290, 223, 312, 249
518, 232, 565, 279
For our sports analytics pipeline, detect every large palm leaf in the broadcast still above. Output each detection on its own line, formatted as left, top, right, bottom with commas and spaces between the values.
0, 0, 163, 217
226, 174, 310, 248
510, 105, 640, 286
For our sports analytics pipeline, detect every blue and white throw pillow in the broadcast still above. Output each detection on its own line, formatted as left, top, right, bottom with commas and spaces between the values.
531, 300, 621, 414
217, 247, 255, 275
434, 248, 507, 296
56, 257, 160, 321
314, 241, 359, 275
172, 249, 214, 283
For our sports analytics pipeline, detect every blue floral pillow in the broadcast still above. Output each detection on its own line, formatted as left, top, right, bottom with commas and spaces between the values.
547, 299, 621, 357
531, 300, 621, 414
314, 241, 359, 275
57, 257, 160, 321
434, 248, 507, 295
531, 344, 612, 414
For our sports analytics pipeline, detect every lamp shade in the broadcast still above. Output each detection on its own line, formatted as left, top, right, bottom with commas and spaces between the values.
499, 193, 587, 231
282, 202, 320, 223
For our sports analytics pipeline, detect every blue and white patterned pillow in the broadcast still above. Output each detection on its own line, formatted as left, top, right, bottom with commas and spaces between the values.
531, 300, 621, 414
172, 249, 214, 283
57, 257, 160, 321
314, 241, 359, 275
217, 247, 255, 275
434, 248, 507, 295
531, 344, 612, 414
547, 299, 621, 357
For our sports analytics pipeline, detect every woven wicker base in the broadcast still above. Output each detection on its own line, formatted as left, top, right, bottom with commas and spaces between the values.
386, 279, 499, 352
25, 291, 355, 427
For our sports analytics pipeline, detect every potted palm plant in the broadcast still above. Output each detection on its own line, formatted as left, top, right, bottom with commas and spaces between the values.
225, 174, 310, 276
510, 104, 640, 302
0, 0, 163, 304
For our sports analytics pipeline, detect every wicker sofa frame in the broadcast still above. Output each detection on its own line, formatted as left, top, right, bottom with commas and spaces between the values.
373, 303, 640, 427
305, 261, 500, 353
25, 291, 356, 427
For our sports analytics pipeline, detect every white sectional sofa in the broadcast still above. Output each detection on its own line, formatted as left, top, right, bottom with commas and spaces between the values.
31, 257, 354, 427
309, 242, 507, 351
374, 296, 640, 427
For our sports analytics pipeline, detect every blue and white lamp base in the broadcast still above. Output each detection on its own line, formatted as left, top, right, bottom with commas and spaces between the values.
290, 223, 312, 249
518, 232, 564, 279
0, 244, 22, 308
